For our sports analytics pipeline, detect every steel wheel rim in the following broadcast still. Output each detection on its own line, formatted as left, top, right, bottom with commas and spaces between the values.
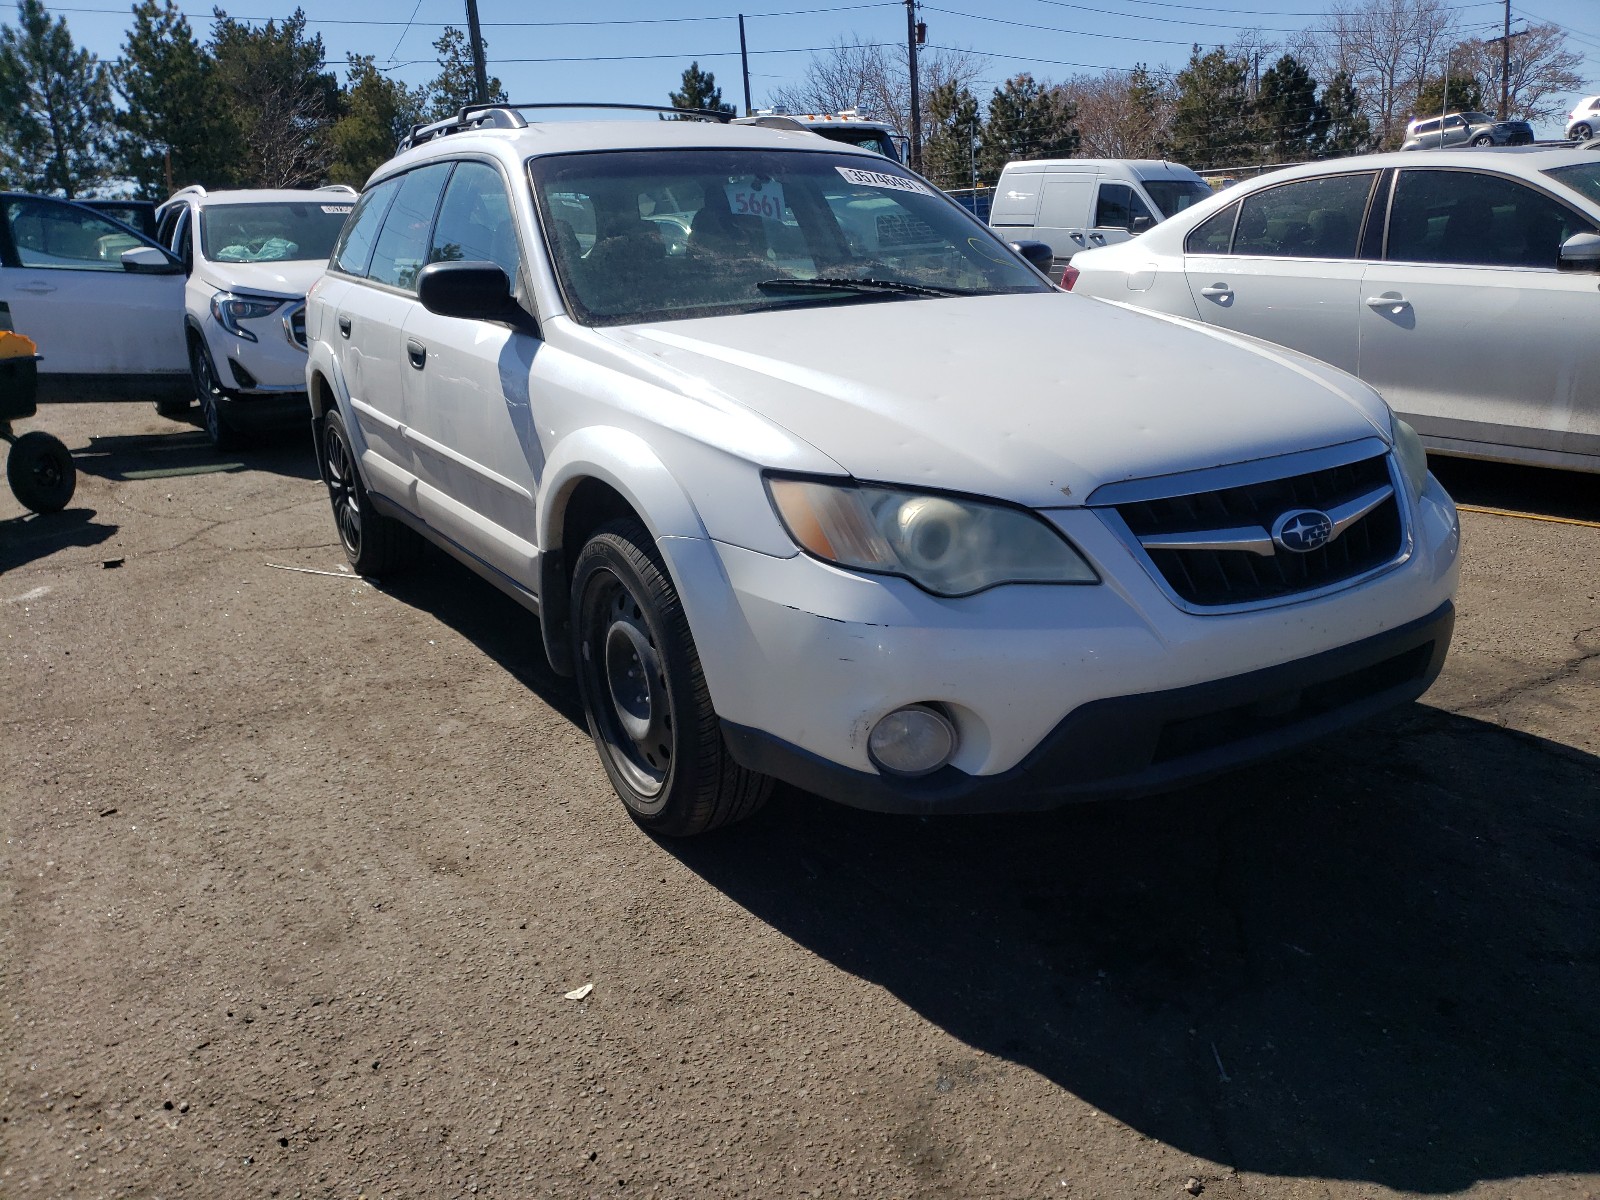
324, 425, 362, 558
582, 569, 672, 805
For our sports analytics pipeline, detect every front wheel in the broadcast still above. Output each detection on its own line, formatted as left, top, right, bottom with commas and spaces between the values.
571, 518, 771, 836
7, 431, 76, 513
319, 408, 421, 576
1471, 134, 1494, 146
189, 336, 238, 450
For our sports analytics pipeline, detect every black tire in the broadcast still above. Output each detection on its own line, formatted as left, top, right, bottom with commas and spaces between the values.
571, 518, 771, 836
7, 430, 77, 513
154, 388, 191, 417
189, 334, 239, 450
319, 407, 421, 576
1471, 134, 1493, 146
1574, 123, 1594, 142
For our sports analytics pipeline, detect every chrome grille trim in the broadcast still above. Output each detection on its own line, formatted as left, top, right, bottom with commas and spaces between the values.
1136, 482, 1394, 558
283, 301, 307, 350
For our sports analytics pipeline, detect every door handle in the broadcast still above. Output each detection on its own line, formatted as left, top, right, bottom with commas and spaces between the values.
406, 339, 427, 370
1199, 284, 1233, 299
17, 281, 55, 294
1088, 232, 1106, 243
1069, 232, 1085, 244
1364, 294, 1411, 312
337, 315, 351, 338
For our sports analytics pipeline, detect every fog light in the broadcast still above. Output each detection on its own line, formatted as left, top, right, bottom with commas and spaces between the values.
868, 704, 957, 776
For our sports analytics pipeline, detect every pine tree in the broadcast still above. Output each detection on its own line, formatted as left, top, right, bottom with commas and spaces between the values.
330, 53, 424, 186
425, 26, 504, 120
978, 74, 1078, 180
921, 80, 981, 189
667, 61, 734, 118
1256, 54, 1326, 163
209, 8, 342, 187
1169, 46, 1253, 170
1125, 65, 1174, 159
1320, 71, 1372, 157
0, 0, 121, 197
116, 0, 228, 196
1413, 72, 1484, 122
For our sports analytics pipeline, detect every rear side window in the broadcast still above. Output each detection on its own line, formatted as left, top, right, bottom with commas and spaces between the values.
428, 161, 523, 286
1185, 202, 1237, 254
331, 176, 401, 279
367, 163, 452, 291
1387, 169, 1596, 268
1231, 173, 1374, 259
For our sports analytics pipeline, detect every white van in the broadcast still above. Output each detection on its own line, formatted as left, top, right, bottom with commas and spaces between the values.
989, 159, 1212, 271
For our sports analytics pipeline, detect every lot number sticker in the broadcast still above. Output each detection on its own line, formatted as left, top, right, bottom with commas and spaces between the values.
321, 204, 353, 214
724, 180, 786, 220
835, 166, 932, 195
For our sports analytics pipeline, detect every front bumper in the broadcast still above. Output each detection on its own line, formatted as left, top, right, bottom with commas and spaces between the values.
215, 390, 309, 432
723, 600, 1453, 813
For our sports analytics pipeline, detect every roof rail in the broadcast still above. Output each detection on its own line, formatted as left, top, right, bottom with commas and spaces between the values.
397, 102, 735, 151
164, 184, 206, 202
316, 183, 357, 194
732, 114, 810, 133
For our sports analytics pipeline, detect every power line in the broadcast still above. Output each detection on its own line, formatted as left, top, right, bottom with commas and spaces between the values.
928, 5, 1341, 41
1024, 0, 1499, 18
49, 2, 899, 27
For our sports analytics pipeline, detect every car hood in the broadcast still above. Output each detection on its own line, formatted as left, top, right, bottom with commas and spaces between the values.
199, 258, 327, 299
602, 292, 1391, 508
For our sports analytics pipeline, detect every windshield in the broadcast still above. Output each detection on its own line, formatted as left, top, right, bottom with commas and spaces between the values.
200, 202, 351, 263
1141, 178, 1213, 219
1545, 162, 1600, 206
809, 126, 900, 161
531, 149, 1050, 326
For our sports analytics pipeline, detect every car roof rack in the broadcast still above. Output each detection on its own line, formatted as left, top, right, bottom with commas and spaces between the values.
164, 184, 206, 203
316, 183, 357, 194
397, 102, 734, 151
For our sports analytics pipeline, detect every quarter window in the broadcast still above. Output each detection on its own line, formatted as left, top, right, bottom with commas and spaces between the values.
1185, 202, 1237, 254
330, 177, 400, 278
1386, 169, 1596, 268
4, 198, 149, 271
1231, 173, 1374, 259
428, 161, 523, 286
366, 164, 451, 292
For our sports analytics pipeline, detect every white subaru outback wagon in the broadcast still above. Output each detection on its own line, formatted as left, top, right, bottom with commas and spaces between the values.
304, 105, 1461, 836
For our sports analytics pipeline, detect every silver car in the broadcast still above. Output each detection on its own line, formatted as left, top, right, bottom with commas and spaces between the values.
1567, 96, 1600, 143
1066, 147, 1600, 473
1401, 111, 1535, 150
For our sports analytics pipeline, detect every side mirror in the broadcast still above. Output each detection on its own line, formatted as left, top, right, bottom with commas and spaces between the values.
121, 245, 181, 274
1008, 240, 1055, 275
1558, 231, 1600, 271
1130, 215, 1156, 235
416, 261, 536, 332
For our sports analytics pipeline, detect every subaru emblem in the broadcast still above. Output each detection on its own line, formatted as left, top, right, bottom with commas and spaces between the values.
1273, 509, 1334, 553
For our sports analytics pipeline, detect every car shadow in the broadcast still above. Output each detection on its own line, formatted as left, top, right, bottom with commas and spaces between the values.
70, 422, 319, 484
0, 507, 119, 573
660, 703, 1600, 1193
1429, 456, 1600, 523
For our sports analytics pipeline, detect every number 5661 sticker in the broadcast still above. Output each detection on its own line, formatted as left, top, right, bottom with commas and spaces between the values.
724, 179, 786, 220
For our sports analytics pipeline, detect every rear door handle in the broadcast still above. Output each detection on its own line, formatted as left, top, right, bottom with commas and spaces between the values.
1364, 294, 1411, 311
17, 281, 55, 294
337, 315, 351, 338
406, 339, 427, 370
1088, 232, 1107, 243
1069, 231, 1085, 244
1199, 284, 1233, 299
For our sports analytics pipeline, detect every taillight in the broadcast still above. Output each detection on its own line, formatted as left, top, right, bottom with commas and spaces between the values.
1060, 264, 1080, 290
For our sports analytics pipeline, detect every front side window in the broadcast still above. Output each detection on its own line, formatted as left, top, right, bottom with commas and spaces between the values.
5, 199, 149, 270
330, 177, 400, 278
531, 149, 1049, 325
1232, 173, 1375, 259
366, 163, 452, 292
1094, 183, 1153, 231
200, 202, 351, 263
1387, 169, 1596, 268
429, 161, 523, 286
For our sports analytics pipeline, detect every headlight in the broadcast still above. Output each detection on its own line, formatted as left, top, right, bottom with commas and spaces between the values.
766, 475, 1098, 597
210, 293, 284, 341
1391, 416, 1429, 501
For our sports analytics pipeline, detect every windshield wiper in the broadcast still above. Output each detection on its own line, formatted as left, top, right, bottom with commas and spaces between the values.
756, 276, 971, 298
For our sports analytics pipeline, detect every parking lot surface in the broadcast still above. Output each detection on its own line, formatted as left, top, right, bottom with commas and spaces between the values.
3, 402, 1598, 1199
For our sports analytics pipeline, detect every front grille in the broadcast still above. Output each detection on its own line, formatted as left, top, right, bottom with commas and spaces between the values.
1112, 453, 1403, 607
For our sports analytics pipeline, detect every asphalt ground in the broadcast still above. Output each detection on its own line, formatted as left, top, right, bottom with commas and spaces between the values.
2, 401, 1597, 1199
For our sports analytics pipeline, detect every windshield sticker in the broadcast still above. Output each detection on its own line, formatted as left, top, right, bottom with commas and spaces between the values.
320, 205, 353, 214
835, 166, 931, 195
724, 179, 786, 220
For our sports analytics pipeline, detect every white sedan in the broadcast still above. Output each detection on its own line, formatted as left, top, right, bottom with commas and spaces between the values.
1068, 147, 1600, 474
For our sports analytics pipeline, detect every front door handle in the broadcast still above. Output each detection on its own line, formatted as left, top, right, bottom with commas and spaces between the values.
406, 339, 427, 370
337, 315, 351, 338
1088, 231, 1107, 243
16, 281, 55, 294
1199, 284, 1233, 299
1069, 231, 1085, 244
1364, 293, 1411, 312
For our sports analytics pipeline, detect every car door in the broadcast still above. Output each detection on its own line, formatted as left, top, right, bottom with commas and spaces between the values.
1358, 166, 1600, 460
329, 168, 448, 505
1033, 172, 1097, 266
1181, 171, 1378, 375
401, 159, 543, 584
0, 196, 186, 385
1086, 181, 1155, 251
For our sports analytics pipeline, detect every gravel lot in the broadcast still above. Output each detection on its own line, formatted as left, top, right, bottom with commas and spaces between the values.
3, 401, 1598, 1199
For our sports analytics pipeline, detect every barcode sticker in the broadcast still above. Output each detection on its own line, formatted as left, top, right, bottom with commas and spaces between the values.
834, 166, 931, 195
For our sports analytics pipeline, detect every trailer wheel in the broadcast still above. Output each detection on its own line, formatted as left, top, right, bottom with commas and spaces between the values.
7, 431, 76, 513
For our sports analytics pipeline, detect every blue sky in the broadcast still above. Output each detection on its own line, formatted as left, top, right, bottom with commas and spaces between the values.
42, 0, 1600, 137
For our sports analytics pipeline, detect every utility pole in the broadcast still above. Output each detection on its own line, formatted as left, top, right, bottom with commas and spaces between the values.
464, 0, 489, 106
905, 0, 922, 172
738, 14, 752, 116
1484, 10, 1529, 121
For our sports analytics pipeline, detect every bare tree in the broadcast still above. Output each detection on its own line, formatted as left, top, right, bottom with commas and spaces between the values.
1310, 0, 1459, 148
1059, 66, 1174, 158
768, 35, 985, 151
1455, 23, 1583, 124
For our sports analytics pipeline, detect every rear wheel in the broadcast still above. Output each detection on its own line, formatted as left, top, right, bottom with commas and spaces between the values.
571, 518, 771, 836
6, 431, 76, 513
319, 407, 421, 576
1574, 122, 1594, 142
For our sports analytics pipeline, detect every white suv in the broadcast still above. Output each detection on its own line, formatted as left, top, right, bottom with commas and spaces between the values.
1568, 96, 1600, 143
154, 185, 356, 446
304, 106, 1461, 835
